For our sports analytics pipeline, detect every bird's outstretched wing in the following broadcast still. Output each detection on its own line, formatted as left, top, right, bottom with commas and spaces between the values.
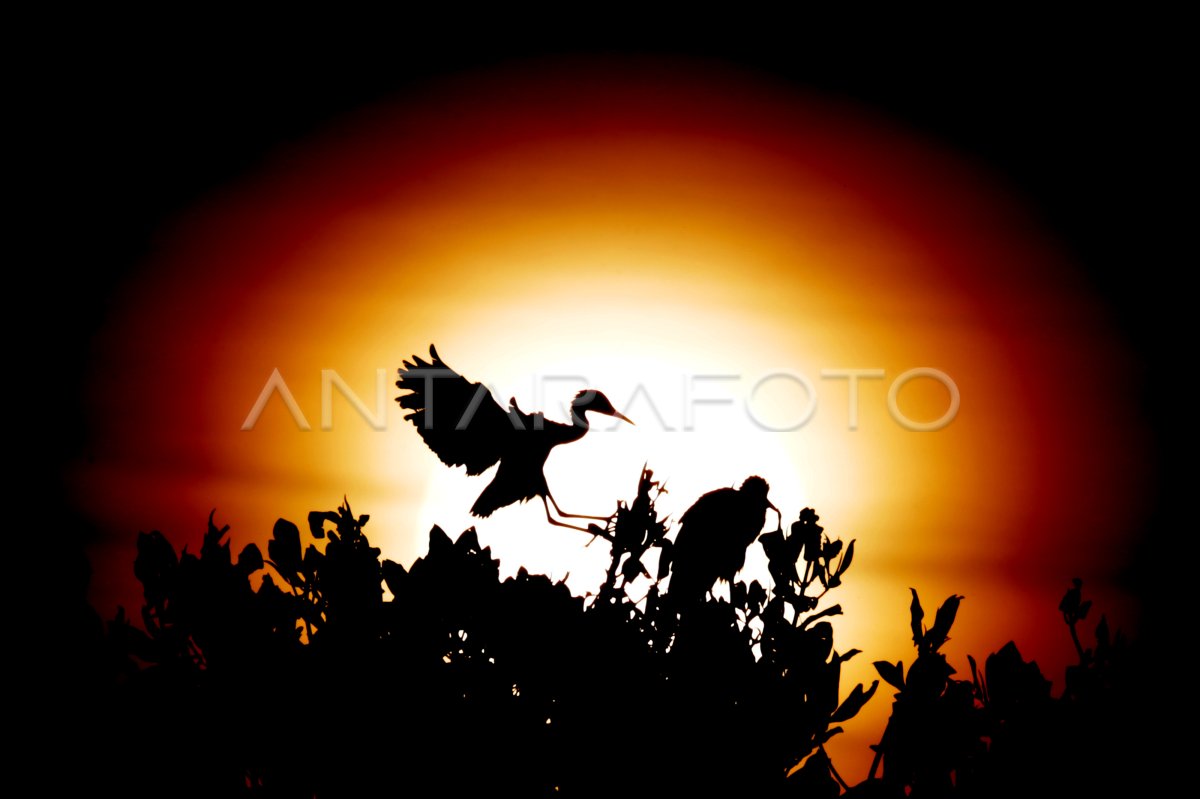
396, 345, 520, 475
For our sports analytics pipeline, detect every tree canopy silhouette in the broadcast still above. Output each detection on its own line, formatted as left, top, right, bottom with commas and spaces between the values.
69, 465, 1146, 797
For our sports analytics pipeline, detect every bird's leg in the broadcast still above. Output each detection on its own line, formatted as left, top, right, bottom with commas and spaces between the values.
546, 491, 612, 521
541, 496, 608, 536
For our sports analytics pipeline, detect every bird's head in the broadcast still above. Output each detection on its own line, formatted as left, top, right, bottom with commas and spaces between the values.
571, 390, 633, 426
739, 475, 770, 502
740, 476, 780, 521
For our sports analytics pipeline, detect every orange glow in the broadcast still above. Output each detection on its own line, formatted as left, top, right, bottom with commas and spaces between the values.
73, 59, 1149, 780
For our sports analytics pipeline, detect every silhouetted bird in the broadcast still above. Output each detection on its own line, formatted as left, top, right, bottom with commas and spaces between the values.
669, 476, 778, 606
396, 345, 633, 532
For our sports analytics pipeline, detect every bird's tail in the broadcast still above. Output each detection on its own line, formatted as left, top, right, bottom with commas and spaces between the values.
471, 478, 530, 518
470, 489, 499, 518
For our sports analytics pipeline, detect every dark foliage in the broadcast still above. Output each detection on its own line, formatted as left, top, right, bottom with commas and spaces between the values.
73, 469, 1144, 796
854, 582, 1143, 798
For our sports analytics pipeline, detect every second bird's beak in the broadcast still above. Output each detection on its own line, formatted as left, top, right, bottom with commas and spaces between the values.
610, 410, 634, 425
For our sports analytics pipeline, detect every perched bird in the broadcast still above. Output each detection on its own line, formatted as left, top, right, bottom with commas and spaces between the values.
396, 345, 633, 531
668, 476, 778, 606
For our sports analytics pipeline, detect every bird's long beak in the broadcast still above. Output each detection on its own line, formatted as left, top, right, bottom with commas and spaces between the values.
609, 410, 634, 425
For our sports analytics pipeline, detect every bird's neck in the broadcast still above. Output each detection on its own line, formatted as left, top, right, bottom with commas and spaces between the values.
569, 404, 591, 433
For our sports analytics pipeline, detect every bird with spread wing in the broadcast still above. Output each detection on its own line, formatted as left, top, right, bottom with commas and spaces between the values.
396, 345, 633, 533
